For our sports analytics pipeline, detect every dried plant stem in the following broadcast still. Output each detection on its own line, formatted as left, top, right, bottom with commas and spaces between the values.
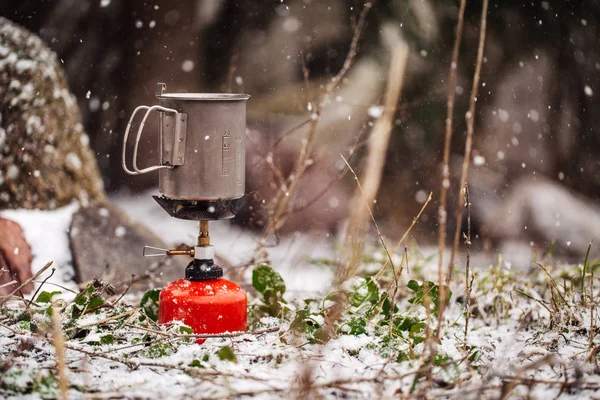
51, 306, 69, 400
447, 0, 489, 282
436, 0, 489, 340
0, 279, 17, 289
437, 0, 467, 279
588, 242, 595, 350
463, 185, 473, 344
338, 42, 409, 283
0, 261, 53, 306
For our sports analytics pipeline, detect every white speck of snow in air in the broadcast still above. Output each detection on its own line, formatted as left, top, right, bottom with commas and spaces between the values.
100, 0, 111, 7
282, 17, 301, 33
135, 20, 143, 29
149, 20, 156, 28
498, 109, 509, 122
235, 76, 243, 85
528, 109, 539, 122
7, 165, 19, 180
584, 85, 593, 97
181, 60, 194, 72
473, 155, 486, 166
115, 225, 126, 238
415, 190, 428, 204
204, 135, 209, 140
368, 105, 383, 118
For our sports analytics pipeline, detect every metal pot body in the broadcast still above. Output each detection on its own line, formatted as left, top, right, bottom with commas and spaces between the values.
157, 96, 247, 200
122, 85, 249, 202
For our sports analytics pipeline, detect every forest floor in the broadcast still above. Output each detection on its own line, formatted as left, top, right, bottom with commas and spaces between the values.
2, 196, 600, 399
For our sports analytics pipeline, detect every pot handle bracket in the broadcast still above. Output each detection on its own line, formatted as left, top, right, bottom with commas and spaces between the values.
122, 88, 188, 175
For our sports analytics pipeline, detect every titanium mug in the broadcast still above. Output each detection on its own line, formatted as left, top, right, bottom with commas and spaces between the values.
122, 83, 250, 201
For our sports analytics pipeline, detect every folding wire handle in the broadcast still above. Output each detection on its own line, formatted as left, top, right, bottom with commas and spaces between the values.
122, 105, 179, 175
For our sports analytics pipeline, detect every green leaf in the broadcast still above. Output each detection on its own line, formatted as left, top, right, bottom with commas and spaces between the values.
340, 317, 367, 335
75, 295, 88, 306
407, 280, 452, 317
140, 289, 161, 322
252, 264, 286, 295
407, 280, 420, 293
16, 320, 32, 331
36, 291, 61, 304
88, 296, 105, 309
216, 345, 237, 363
100, 334, 114, 344
381, 295, 399, 317
347, 277, 379, 307
189, 359, 204, 368
141, 343, 174, 359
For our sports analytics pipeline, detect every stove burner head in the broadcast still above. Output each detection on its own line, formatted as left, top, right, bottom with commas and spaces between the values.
152, 195, 246, 221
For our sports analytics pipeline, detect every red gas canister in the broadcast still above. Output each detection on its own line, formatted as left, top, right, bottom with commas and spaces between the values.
159, 259, 247, 343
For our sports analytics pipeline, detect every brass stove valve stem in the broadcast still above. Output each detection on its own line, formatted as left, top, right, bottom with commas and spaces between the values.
198, 220, 210, 247
166, 249, 195, 257
195, 220, 215, 261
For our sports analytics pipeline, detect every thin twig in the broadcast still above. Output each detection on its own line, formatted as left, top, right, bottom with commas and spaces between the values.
27, 268, 55, 310
437, 0, 467, 289
0, 261, 53, 306
447, 0, 489, 282
437, 0, 489, 340
463, 184, 473, 344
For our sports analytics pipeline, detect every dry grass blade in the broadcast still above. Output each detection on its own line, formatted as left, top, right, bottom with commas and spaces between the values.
51, 306, 69, 400
338, 42, 409, 284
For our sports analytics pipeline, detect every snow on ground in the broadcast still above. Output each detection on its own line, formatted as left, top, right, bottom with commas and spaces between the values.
2, 196, 600, 399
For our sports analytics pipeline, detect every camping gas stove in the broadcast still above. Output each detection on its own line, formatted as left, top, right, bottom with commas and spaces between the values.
122, 83, 250, 341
